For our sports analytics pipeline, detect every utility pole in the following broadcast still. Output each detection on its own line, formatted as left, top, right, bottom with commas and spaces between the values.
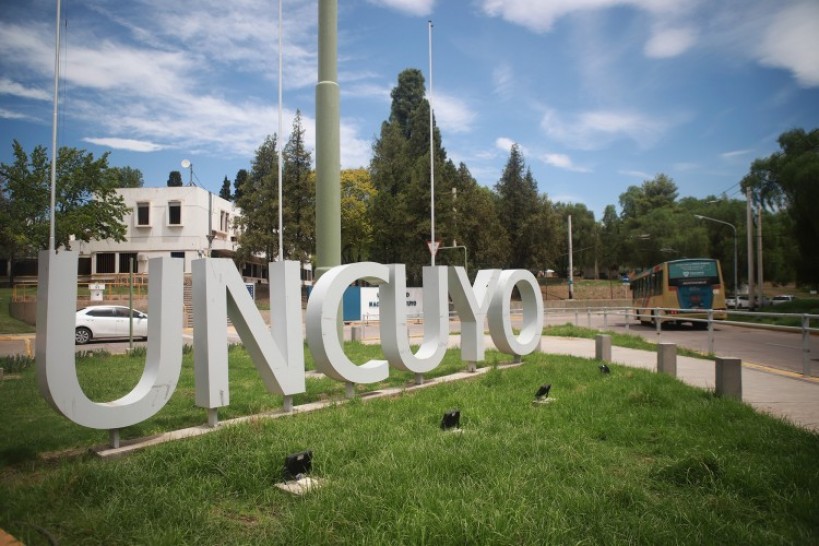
745, 187, 755, 308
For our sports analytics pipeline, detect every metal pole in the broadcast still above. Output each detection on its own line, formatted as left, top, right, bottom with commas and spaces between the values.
49, 0, 62, 252
746, 187, 755, 308
568, 215, 574, 299
756, 204, 764, 306
277, 0, 284, 261
803, 315, 811, 377
732, 229, 737, 302
428, 20, 435, 266
315, 0, 341, 279
707, 309, 714, 355
129, 257, 134, 350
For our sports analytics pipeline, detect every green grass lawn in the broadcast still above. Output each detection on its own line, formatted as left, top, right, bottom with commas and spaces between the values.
731, 298, 819, 328
2, 344, 818, 544
0, 287, 35, 334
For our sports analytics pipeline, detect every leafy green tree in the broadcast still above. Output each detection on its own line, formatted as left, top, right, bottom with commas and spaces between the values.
167, 170, 183, 187
555, 202, 597, 277
282, 110, 315, 262
494, 144, 540, 270
235, 135, 280, 263
219, 176, 232, 201
742, 128, 819, 286
0, 141, 128, 280
369, 68, 454, 284
340, 168, 375, 263
233, 169, 248, 201
390, 69, 427, 140
615, 174, 691, 270
599, 204, 624, 276
110, 166, 144, 188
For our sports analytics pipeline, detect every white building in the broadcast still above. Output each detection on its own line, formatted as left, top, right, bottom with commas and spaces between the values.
78, 186, 247, 277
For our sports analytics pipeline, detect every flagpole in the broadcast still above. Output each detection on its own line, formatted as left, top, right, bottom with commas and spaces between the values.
428, 20, 435, 266
49, 0, 62, 252
277, 0, 284, 261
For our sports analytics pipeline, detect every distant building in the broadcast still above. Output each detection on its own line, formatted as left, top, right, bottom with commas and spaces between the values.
2, 185, 314, 294
78, 186, 248, 277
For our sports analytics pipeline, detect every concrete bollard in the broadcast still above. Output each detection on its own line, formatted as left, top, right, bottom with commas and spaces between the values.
595, 334, 611, 362
715, 357, 742, 399
657, 343, 677, 377
350, 325, 362, 342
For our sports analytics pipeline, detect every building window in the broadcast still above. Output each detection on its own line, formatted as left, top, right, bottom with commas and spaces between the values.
168, 201, 182, 225
136, 202, 150, 226
96, 253, 116, 274
171, 251, 185, 259
119, 252, 138, 273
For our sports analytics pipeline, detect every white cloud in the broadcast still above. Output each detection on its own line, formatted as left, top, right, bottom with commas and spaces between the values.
340, 122, 374, 169
541, 108, 670, 150
480, 0, 682, 33
672, 162, 699, 172
83, 137, 165, 152
432, 93, 476, 134
540, 153, 591, 173
366, 0, 435, 17
756, 2, 819, 87
720, 149, 751, 159
480, 0, 819, 87
0, 108, 33, 121
492, 63, 515, 99
644, 26, 696, 58
0, 78, 51, 101
618, 169, 653, 179
495, 138, 529, 157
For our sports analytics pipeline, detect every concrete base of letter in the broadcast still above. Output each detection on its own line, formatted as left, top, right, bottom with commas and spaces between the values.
275, 476, 324, 496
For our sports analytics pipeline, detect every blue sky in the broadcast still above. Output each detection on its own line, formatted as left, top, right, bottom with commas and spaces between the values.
2, 0, 818, 218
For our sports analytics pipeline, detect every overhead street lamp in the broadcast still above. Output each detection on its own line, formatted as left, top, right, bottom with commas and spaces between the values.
694, 214, 738, 300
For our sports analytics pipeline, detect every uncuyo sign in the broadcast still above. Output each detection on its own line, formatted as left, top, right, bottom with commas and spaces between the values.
36, 251, 544, 431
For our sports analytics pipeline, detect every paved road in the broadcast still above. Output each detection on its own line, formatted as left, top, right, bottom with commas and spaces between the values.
3, 310, 816, 379
542, 310, 818, 376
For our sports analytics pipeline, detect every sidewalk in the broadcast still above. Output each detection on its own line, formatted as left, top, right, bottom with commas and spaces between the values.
476, 334, 819, 433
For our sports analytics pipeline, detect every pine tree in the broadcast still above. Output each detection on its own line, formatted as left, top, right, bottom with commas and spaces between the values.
233, 169, 248, 201
167, 170, 183, 187
235, 135, 280, 263
369, 68, 454, 284
282, 110, 314, 262
495, 144, 539, 269
219, 176, 232, 201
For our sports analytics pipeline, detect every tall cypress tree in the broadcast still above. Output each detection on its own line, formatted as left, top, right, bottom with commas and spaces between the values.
282, 110, 314, 262
235, 135, 279, 263
495, 144, 539, 269
369, 68, 452, 284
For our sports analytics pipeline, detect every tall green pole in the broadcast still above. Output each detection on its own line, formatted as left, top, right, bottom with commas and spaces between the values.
315, 0, 341, 280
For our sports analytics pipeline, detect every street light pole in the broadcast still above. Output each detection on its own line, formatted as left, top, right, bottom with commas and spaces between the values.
694, 214, 738, 300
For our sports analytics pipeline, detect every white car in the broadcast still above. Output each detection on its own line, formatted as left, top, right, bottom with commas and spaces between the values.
771, 295, 796, 305
75, 306, 148, 345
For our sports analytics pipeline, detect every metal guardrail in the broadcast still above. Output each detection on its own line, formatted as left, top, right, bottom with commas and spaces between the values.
542, 305, 817, 377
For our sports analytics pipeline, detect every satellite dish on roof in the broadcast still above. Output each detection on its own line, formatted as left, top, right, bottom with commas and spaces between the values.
181, 159, 191, 169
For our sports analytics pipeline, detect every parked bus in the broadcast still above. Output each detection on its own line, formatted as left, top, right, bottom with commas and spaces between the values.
630, 258, 727, 328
